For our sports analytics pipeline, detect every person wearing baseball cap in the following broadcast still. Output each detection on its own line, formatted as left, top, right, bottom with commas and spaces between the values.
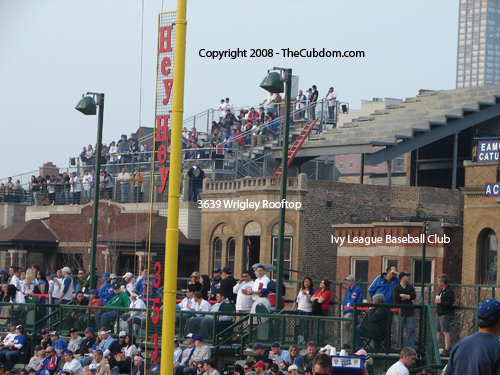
288, 364, 299, 375
95, 283, 130, 330
174, 334, 195, 368
67, 328, 83, 353
40, 327, 51, 349
59, 267, 74, 305
342, 275, 363, 348
74, 328, 95, 361
2, 322, 18, 348
443, 298, 500, 374
326, 87, 337, 120
208, 269, 222, 301
49, 331, 68, 354
0, 324, 27, 369
99, 273, 119, 305
252, 343, 272, 370
393, 271, 416, 349
61, 349, 82, 375
174, 335, 209, 375
88, 364, 97, 373
252, 361, 268, 375
80, 290, 103, 330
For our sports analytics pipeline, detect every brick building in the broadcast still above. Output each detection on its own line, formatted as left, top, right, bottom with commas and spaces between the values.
461, 160, 500, 284
200, 175, 463, 299
0, 201, 200, 276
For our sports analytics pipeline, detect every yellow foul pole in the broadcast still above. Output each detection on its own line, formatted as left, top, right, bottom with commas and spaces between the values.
161, 0, 187, 372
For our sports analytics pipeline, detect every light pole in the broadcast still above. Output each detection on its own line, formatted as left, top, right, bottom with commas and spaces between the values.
75, 92, 104, 289
260, 68, 292, 310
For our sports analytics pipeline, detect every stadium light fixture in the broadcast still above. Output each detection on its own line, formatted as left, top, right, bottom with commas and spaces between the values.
75, 92, 105, 289
260, 68, 291, 311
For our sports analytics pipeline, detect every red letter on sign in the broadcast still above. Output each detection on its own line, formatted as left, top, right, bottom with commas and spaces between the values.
161, 57, 171, 76
158, 26, 173, 53
162, 79, 173, 105
155, 115, 170, 142
157, 144, 168, 164
158, 167, 170, 193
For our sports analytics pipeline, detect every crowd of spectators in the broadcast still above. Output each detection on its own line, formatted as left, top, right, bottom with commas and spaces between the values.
78, 134, 151, 175
16, 167, 144, 207
0, 259, 476, 375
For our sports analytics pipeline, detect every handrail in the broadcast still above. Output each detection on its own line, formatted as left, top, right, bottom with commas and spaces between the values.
425, 305, 443, 367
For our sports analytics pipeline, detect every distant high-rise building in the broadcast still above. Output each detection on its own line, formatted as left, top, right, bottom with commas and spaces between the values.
457, 0, 500, 88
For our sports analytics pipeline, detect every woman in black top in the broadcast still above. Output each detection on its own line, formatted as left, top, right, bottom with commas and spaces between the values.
200, 274, 211, 300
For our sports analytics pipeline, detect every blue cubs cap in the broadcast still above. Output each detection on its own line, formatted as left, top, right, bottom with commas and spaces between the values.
259, 288, 269, 296
102, 272, 110, 280
85, 327, 94, 333
88, 289, 98, 295
0, 270, 6, 275
478, 299, 500, 323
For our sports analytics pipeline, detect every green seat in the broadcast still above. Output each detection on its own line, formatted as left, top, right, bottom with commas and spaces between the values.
255, 303, 271, 342
214, 302, 235, 342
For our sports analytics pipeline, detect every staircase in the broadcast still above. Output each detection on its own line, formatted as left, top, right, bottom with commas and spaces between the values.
273, 119, 318, 177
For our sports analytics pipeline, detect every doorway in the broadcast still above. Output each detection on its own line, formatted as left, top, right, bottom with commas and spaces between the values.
243, 236, 260, 274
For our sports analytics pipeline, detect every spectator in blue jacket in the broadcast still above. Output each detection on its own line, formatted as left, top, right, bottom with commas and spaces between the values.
99, 274, 118, 305
341, 275, 363, 348
135, 270, 156, 305
98, 272, 110, 298
368, 265, 399, 304
49, 331, 67, 355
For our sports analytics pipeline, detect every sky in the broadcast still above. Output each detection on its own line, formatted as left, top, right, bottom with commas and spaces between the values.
0, 0, 458, 181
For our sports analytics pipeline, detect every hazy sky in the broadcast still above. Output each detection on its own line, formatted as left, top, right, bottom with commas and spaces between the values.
0, 0, 458, 180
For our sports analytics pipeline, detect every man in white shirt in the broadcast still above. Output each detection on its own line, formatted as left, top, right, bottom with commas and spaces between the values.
177, 285, 196, 311
225, 98, 234, 114
193, 291, 211, 313
385, 347, 416, 375
218, 100, 228, 120
122, 290, 147, 335
9, 267, 22, 291
0, 323, 18, 349
82, 170, 93, 203
70, 172, 82, 205
260, 93, 277, 113
233, 270, 255, 312
59, 267, 74, 304
251, 266, 270, 301
62, 349, 83, 375
106, 141, 118, 174
118, 168, 132, 203
326, 87, 337, 121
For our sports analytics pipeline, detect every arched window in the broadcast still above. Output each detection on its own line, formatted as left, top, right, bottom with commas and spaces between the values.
213, 237, 222, 271
227, 238, 235, 271
480, 229, 498, 284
